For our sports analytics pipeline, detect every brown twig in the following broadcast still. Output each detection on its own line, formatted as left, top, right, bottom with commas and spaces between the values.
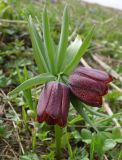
103, 102, 122, 134
1, 138, 18, 160
0, 89, 25, 155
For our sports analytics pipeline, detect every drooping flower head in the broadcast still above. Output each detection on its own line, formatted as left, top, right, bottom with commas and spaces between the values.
37, 81, 70, 127
69, 66, 112, 106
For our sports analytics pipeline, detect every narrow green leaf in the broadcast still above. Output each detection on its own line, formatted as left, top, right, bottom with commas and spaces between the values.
17, 67, 33, 108
64, 26, 94, 75
95, 112, 122, 124
83, 104, 107, 117
42, 8, 55, 74
69, 115, 83, 125
61, 35, 82, 70
23, 66, 29, 80
8, 73, 56, 95
28, 16, 49, 73
23, 66, 34, 110
17, 67, 24, 83
57, 6, 69, 72
71, 95, 98, 132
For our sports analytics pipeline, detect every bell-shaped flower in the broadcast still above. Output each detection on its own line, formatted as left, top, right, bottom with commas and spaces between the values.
37, 81, 70, 127
69, 67, 112, 106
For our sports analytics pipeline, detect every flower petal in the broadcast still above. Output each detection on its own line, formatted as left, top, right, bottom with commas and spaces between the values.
37, 81, 70, 127
45, 115, 57, 125
73, 67, 112, 83
59, 84, 70, 127
37, 112, 47, 123
37, 83, 52, 118
70, 74, 108, 96
46, 82, 62, 119
70, 86, 102, 106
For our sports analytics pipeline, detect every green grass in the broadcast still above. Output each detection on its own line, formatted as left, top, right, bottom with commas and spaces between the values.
0, 0, 122, 160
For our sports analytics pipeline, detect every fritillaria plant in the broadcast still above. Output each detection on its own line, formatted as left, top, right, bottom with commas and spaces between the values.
8, 6, 112, 159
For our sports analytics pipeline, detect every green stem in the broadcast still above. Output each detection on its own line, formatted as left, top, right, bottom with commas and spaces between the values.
32, 122, 37, 151
55, 125, 62, 159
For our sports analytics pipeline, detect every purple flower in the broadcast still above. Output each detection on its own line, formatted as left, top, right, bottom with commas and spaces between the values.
69, 67, 112, 106
37, 81, 70, 127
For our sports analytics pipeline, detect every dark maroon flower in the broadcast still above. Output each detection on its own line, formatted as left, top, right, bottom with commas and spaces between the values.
69, 67, 112, 107
37, 81, 70, 127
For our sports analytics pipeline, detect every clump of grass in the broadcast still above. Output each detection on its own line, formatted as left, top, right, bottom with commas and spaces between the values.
0, 0, 122, 160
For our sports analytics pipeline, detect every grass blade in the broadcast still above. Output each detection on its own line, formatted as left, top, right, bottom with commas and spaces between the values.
83, 104, 107, 117
42, 8, 56, 74
28, 16, 49, 73
64, 26, 94, 75
8, 73, 56, 95
23, 67, 34, 110
17, 67, 34, 110
56, 6, 69, 72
